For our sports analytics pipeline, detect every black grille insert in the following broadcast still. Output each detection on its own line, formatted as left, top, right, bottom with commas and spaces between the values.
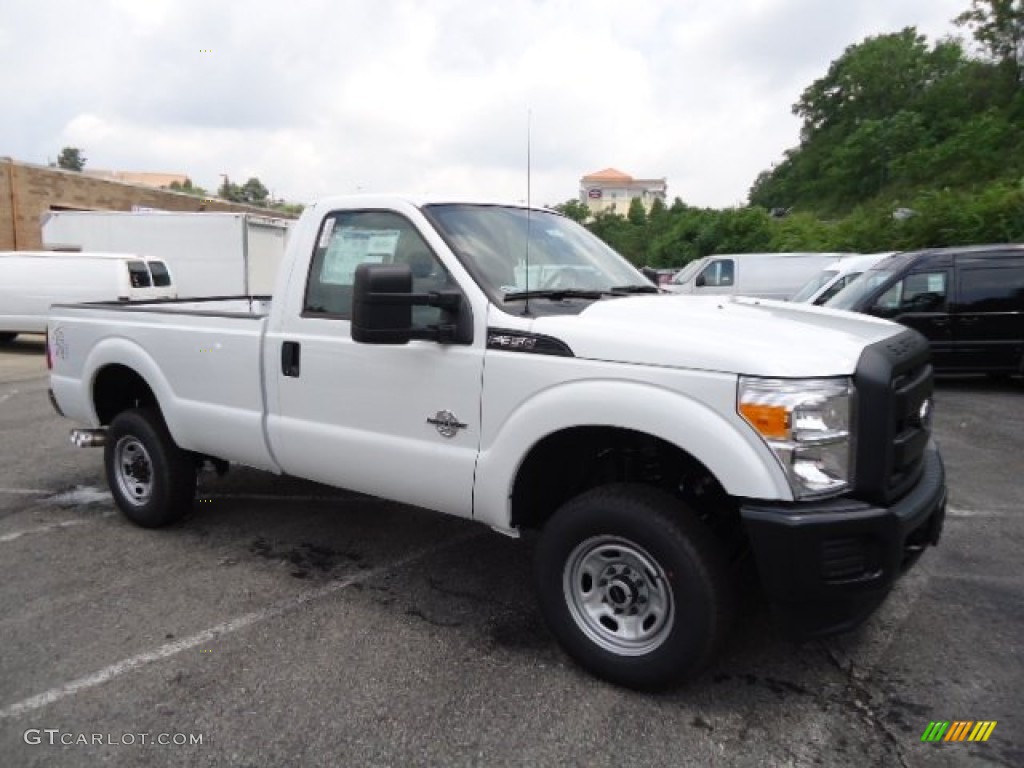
853, 329, 934, 506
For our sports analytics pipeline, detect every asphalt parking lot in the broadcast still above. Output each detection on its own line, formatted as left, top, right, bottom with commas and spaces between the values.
0, 334, 1021, 767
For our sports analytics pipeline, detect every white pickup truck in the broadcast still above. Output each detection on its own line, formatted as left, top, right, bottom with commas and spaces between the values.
48, 196, 947, 690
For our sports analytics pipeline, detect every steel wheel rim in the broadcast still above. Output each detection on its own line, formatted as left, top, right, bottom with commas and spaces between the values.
563, 535, 674, 656
114, 436, 154, 506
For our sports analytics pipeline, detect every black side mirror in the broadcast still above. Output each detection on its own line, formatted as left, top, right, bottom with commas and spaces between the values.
641, 267, 659, 286
352, 263, 464, 345
352, 263, 414, 344
695, 274, 707, 287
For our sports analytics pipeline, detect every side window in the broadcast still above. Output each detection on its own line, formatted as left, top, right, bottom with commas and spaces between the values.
304, 210, 453, 326
959, 266, 1024, 313
126, 261, 152, 288
149, 261, 172, 287
872, 271, 947, 315
699, 259, 735, 287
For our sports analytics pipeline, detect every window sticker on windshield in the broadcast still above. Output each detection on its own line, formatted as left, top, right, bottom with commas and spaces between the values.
320, 228, 401, 285
317, 218, 336, 249
927, 274, 945, 292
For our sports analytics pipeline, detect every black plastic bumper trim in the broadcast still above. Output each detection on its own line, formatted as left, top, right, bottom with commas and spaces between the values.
739, 440, 946, 638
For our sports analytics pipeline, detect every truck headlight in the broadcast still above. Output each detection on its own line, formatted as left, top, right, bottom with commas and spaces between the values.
738, 377, 855, 499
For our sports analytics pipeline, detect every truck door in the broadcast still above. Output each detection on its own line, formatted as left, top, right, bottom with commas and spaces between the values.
267, 208, 483, 519
953, 256, 1024, 372
693, 258, 735, 295
867, 269, 954, 369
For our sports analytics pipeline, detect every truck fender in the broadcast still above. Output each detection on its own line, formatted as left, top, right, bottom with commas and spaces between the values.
472, 380, 790, 531
82, 336, 182, 441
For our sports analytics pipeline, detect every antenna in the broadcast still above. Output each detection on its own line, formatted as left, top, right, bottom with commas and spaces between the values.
524, 108, 532, 316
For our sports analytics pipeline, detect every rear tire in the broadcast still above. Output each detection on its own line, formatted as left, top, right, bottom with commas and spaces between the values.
104, 408, 196, 528
534, 483, 734, 690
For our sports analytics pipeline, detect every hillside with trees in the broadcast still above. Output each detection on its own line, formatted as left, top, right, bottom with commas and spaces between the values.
559, 0, 1024, 268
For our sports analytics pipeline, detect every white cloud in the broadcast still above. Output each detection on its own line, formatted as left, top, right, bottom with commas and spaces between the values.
0, 0, 967, 207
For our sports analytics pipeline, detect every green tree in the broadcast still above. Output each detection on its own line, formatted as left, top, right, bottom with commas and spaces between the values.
626, 197, 647, 227
56, 147, 86, 171
220, 176, 271, 206
271, 201, 306, 217
746, 23, 1024, 215
553, 198, 590, 223
956, 0, 1024, 83
588, 210, 644, 264
792, 29, 953, 140
240, 177, 270, 206
167, 178, 208, 197
218, 176, 242, 202
645, 197, 671, 254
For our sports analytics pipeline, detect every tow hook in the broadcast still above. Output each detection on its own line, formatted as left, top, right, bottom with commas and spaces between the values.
70, 429, 108, 448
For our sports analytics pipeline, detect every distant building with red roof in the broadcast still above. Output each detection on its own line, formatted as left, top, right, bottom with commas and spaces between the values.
579, 168, 667, 216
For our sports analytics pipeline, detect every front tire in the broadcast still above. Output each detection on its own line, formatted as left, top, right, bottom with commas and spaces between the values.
534, 484, 734, 690
104, 408, 196, 528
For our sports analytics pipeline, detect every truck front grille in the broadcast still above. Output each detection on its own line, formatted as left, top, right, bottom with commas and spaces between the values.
853, 329, 934, 506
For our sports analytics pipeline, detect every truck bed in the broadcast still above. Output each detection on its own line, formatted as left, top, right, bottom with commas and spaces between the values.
52, 295, 274, 318
49, 296, 279, 472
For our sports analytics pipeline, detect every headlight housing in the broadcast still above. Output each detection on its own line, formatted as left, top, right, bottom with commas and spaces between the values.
738, 377, 855, 500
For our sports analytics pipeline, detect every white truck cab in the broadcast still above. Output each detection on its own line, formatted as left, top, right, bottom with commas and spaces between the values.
48, 196, 947, 690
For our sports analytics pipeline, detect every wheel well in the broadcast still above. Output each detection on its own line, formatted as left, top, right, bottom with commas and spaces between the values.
93, 365, 159, 425
511, 427, 742, 551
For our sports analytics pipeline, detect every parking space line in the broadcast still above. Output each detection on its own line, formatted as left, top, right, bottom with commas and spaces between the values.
0, 487, 380, 504
0, 514, 117, 543
202, 492, 379, 503
947, 507, 1011, 518
0, 488, 382, 546
0, 532, 478, 720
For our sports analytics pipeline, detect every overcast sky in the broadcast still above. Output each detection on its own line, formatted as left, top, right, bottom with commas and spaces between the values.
0, 0, 968, 208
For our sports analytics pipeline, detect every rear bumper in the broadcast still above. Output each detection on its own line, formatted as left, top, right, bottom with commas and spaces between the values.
740, 440, 946, 638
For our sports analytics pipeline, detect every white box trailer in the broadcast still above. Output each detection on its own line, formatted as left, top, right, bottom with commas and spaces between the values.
41, 211, 292, 298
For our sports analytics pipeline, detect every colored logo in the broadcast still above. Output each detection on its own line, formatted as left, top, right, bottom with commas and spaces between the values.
587, 188, 602, 199
921, 721, 997, 742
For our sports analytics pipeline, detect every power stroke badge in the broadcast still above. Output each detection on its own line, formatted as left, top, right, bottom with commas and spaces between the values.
427, 410, 467, 438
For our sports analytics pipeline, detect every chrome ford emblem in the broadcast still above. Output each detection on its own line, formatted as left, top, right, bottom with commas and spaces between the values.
918, 398, 932, 429
427, 410, 467, 439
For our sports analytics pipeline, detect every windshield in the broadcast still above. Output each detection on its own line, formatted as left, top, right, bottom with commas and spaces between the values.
422, 204, 647, 301
826, 265, 901, 310
671, 258, 707, 285
791, 269, 839, 303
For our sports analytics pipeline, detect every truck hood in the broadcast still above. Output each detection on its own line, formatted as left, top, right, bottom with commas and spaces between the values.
528, 295, 902, 377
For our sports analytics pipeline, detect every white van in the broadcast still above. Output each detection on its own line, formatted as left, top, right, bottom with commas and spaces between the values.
664, 252, 846, 300
790, 253, 894, 305
0, 252, 176, 341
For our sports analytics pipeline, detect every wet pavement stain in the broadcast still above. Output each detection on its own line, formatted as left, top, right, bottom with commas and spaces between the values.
248, 537, 365, 579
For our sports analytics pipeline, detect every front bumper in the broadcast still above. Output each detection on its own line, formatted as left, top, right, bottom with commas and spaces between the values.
740, 440, 946, 638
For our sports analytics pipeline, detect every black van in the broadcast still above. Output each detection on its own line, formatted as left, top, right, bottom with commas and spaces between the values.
827, 244, 1024, 374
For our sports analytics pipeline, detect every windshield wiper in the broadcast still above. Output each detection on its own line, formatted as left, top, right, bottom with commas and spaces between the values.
502, 284, 659, 302
608, 284, 659, 294
502, 289, 606, 302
